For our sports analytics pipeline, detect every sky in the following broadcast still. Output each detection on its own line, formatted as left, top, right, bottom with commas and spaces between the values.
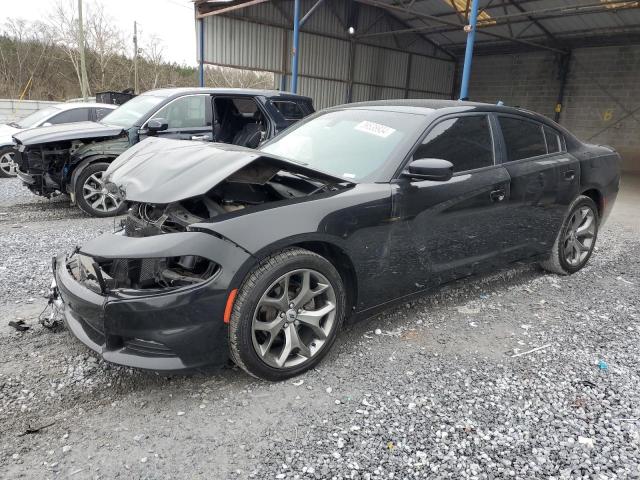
2, 0, 198, 66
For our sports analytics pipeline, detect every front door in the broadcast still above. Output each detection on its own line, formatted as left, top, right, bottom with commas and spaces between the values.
145, 94, 214, 142
391, 113, 513, 288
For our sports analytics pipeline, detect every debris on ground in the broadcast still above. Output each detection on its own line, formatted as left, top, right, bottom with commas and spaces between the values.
8, 320, 29, 332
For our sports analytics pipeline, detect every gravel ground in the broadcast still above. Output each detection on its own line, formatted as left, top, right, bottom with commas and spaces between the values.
0, 176, 639, 479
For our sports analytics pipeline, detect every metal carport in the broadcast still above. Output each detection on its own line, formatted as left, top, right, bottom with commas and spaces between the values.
194, 1, 640, 171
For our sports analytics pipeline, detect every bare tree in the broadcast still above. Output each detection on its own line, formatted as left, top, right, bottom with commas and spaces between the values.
86, 3, 125, 90
140, 34, 166, 90
206, 65, 274, 89
50, 0, 87, 95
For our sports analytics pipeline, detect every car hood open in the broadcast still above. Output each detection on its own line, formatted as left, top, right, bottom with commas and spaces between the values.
12, 121, 124, 146
104, 137, 351, 204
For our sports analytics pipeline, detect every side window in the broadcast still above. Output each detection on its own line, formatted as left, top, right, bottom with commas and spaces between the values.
152, 95, 209, 129
499, 116, 547, 161
48, 108, 90, 124
272, 101, 305, 120
414, 115, 494, 172
543, 126, 562, 154
95, 107, 113, 121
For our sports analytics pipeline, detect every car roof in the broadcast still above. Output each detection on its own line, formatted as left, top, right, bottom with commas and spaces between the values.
56, 102, 118, 110
338, 98, 560, 127
139, 87, 312, 102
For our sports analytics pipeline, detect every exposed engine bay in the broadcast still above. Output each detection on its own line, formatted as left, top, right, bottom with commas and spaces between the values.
121, 160, 347, 238
71, 162, 349, 292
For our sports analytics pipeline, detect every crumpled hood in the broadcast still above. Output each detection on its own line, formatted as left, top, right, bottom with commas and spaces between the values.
105, 137, 349, 204
0, 124, 20, 146
12, 121, 124, 146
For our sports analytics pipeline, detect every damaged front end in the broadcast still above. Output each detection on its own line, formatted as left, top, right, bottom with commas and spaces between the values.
53, 138, 352, 370
53, 231, 252, 370
12, 123, 127, 197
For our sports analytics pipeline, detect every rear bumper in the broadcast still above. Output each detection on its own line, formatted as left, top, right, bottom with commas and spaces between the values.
53, 232, 253, 371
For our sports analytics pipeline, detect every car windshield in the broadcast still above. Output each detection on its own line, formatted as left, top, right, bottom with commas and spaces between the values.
16, 106, 61, 128
100, 95, 165, 128
260, 109, 427, 182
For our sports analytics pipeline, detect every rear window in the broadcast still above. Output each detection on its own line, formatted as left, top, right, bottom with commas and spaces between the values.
543, 126, 562, 154
499, 116, 547, 161
272, 101, 305, 120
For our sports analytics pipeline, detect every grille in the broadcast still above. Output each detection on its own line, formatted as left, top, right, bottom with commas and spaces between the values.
123, 338, 175, 357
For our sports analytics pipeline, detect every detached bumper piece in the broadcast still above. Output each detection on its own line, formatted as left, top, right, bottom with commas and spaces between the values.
53, 231, 252, 371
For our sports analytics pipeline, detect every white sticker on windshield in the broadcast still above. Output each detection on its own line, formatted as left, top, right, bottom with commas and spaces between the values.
354, 120, 396, 138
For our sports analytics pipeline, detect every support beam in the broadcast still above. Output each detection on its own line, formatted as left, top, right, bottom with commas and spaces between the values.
300, 0, 326, 27
554, 52, 571, 123
459, 0, 479, 100
196, 0, 270, 19
354, 0, 567, 54
291, 0, 301, 93
198, 18, 205, 87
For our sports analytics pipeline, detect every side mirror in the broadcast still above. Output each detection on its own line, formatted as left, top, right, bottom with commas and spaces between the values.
42, 122, 53, 127
402, 158, 454, 182
147, 118, 168, 134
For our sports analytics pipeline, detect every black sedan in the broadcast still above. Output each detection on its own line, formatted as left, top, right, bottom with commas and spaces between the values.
51, 100, 620, 380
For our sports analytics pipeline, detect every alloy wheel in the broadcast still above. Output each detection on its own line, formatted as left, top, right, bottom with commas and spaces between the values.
251, 269, 337, 369
82, 170, 122, 213
563, 205, 596, 267
0, 152, 17, 176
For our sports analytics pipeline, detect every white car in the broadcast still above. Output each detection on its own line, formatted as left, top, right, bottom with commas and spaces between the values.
0, 102, 116, 177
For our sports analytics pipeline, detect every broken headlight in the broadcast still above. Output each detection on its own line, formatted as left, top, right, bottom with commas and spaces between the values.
70, 254, 219, 292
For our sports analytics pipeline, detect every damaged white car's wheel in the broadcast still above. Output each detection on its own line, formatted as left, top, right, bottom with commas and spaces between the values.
75, 162, 126, 217
229, 248, 346, 381
0, 147, 17, 178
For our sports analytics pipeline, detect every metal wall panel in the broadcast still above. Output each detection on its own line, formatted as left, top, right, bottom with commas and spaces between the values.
299, 33, 350, 81
297, 76, 346, 109
203, 16, 284, 72
409, 55, 455, 95
201, 7, 456, 108
353, 44, 409, 88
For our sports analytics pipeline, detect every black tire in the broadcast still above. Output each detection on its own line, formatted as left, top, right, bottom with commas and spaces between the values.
229, 248, 346, 381
0, 146, 17, 178
74, 162, 126, 217
540, 195, 599, 275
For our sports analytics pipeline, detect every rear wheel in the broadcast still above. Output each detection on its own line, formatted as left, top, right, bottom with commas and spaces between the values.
540, 195, 599, 275
229, 248, 346, 381
0, 147, 17, 178
75, 162, 126, 217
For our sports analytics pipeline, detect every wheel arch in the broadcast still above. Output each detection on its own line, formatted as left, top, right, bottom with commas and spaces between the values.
232, 236, 359, 316
581, 188, 603, 217
69, 154, 117, 192
289, 240, 358, 314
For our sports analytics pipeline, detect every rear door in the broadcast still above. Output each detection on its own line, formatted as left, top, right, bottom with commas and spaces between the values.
392, 113, 513, 287
495, 114, 580, 258
145, 94, 214, 141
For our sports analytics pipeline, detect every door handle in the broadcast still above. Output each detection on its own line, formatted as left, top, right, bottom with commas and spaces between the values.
564, 169, 576, 181
191, 135, 207, 141
490, 189, 506, 202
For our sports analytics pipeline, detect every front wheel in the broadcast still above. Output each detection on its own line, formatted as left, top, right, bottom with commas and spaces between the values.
540, 195, 599, 275
74, 162, 126, 217
0, 147, 17, 178
229, 248, 346, 381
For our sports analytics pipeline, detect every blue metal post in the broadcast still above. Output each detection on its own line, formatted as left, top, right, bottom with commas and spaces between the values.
198, 18, 205, 87
459, 0, 479, 100
291, 0, 301, 93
